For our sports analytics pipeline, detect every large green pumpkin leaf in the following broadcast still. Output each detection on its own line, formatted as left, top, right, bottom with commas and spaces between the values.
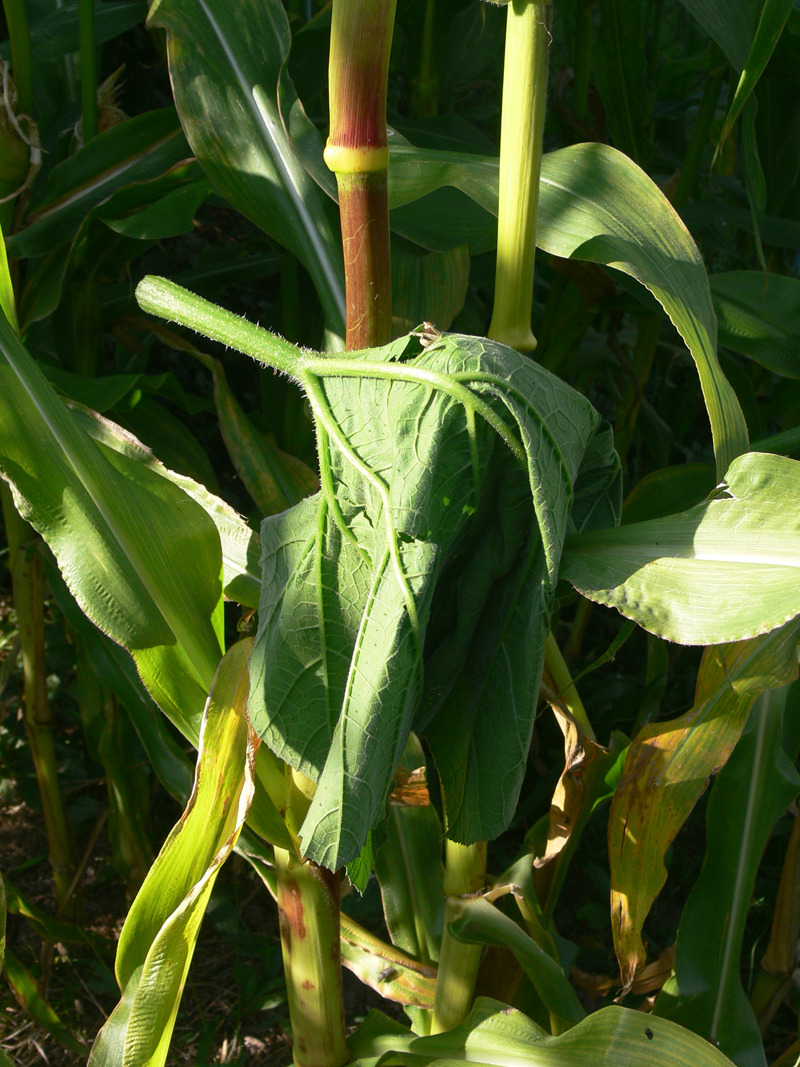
560, 452, 800, 644
248, 330, 620, 869
385, 142, 747, 476
148, 0, 346, 343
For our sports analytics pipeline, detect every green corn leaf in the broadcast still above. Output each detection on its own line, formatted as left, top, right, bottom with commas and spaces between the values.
0, 313, 224, 741
340, 913, 438, 1008
561, 452, 800, 645
3, 947, 88, 1055
0, 222, 18, 333
89, 642, 257, 1067
676, 0, 755, 70
447, 898, 585, 1030
375, 737, 445, 966
609, 621, 800, 992
717, 0, 794, 153
147, 0, 346, 343
654, 681, 800, 1066
711, 270, 800, 377
348, 998, 738, 1067
7, 108, 190, 259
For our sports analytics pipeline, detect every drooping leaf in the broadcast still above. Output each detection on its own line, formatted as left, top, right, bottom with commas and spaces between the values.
246, 329, 621, 868
654, 680, 800, 1067
385, 142, 748, 475
147, 0, 346, 342
340, 913, 438, 1008
447, 898, 585, 1030
561, 452, 800, 644
711, 270, 800, 377
2, 947, 88, 1055
0, 312, 224, 737
348, 999, 737, 1067
89, 642, 257, 1067
609, 620, 800, 991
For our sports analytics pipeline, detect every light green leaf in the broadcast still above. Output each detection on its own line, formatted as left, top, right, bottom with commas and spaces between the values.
340, 913, 438, 1008
609, 622, 800, 992
561, 452, 800, 644
349, 999, 738, 1067
147, 0, 346, 342
90, 642, 256, 1067
711, 270, 800, 377
0, 222, 18, 333
717, 0, 794, 151
447, 897, 585, 1029
7, 108, 190, 259
67, 402, 262, 609
0, 314, 224, 739
386, 142, 748, 476
655, 681, 800, 1066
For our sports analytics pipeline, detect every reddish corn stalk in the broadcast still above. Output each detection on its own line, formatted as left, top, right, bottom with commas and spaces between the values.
324, 0, 397, 350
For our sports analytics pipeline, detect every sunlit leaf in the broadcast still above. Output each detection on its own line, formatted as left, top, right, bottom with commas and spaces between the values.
89, 642, 257, 1067
561, 452, 800, 644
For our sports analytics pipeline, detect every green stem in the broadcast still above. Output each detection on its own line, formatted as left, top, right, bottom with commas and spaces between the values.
135, 277, 527, 465
275, 847, 349, 1067
488, 0, 551, 352
431, 839, 487, 1034
1, 0, 33, 117
672, 44, 725, 211
78, 0, 98, 142
1, 486, 79, 917
544, 631, 594, 742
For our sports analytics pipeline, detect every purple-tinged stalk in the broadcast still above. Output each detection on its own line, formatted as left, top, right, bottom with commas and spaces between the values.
324, 0, 397, 350
488, 0, 551, 352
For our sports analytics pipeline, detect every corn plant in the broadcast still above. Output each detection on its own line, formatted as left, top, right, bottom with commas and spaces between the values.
2, 0, 800, 1065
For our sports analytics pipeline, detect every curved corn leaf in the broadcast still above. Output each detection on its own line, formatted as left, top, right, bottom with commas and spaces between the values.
448, 898, 585, 1030
340, 914, 438, 1008
89, 642, 256, 1067
717, 0, 794, 151
711, 270, 800, 377
0, 312, 223, 735
386, 142, 747, 476
561, 452, 800, 644
147, 0, 346, 342
609, 620, 800, 992
654, 681, 800, 1066
348, 998, 737, 1067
